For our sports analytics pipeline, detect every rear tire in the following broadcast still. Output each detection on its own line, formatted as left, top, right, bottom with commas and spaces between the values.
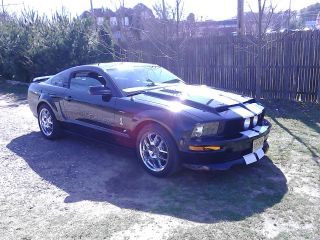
37, 104, 62, 140
136, 123, 181, 177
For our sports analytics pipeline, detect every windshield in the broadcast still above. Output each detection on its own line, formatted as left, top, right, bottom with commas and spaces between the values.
105, 65, 184, 93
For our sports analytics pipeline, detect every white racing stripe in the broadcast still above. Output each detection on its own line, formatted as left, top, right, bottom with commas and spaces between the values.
245, 103, 264, 115
210, 95, 238, 105
253, 126, 269, 133
240, 130, 260, 138
256, 148, 264, 159
212, 89, 251, 103
243, 148, 264, 165
229, 106, 254, 118
198, 87, 239, 105
243, 153, 257, 165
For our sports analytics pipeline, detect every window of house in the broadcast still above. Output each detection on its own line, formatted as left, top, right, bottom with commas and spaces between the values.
110, 17, 117, 26
124, 17, 129, 26
97, 17, 104, 26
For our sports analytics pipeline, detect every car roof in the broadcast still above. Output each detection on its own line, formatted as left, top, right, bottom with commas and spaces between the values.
89, 62, 159, 70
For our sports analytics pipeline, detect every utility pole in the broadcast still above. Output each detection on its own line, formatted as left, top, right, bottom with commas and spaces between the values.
90, 0, 94, 17
1, 0, 5, 14
90, 0, 97, 28
288, 0, 292, 29
1, 1, 23, 14
162, 0, 167, 20
161, 0, 167, 41
237, 0, 244, 35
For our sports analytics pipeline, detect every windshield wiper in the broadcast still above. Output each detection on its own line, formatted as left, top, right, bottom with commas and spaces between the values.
162, 79, 184, 84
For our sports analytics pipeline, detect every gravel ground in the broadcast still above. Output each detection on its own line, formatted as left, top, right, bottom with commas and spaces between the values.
0, 90, 319, 240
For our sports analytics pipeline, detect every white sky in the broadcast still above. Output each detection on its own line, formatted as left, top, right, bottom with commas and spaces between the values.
4, 0, 320, 20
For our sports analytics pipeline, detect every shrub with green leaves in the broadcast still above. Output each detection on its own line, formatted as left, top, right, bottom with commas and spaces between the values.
0, 10, 114, 82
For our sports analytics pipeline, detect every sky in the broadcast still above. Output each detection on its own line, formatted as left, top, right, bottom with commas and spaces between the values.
3, 0, 320, 20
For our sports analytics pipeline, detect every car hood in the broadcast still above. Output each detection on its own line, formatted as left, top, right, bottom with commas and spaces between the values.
133, 84, 257, 120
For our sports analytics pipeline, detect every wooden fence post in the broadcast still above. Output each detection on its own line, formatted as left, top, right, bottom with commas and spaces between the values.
283, 33, 290, 100
125, 32, 320, 102
317, 82, 320, 103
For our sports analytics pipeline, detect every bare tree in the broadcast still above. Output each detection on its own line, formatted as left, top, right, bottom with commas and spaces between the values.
175, 0, 184, 38
152, 0, 185, 39
245, 0, 280, 98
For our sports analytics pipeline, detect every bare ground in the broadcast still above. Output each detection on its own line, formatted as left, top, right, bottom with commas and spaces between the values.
0, 88, 319, 239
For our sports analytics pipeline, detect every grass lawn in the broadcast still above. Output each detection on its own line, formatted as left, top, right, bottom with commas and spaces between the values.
0, 82, 319, 239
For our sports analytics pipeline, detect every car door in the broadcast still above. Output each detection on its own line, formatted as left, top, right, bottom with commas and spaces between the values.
62, 69, 117, 133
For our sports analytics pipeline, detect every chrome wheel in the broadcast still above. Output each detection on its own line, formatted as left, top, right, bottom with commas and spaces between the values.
39, 108, 53, 136
139, 132, 169, 172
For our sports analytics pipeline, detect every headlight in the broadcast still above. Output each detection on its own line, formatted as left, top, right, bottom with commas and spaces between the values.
244, 118, 250, 130
191, 122, 219, 137
253, 115, 258, 126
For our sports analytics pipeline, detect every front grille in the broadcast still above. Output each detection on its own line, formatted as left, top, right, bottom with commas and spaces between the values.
221, 112, 265, 136
221, 119, 244, 136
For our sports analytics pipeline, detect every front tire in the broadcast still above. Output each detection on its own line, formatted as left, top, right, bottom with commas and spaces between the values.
136, 123, 181, 177
38, 104, 62, 140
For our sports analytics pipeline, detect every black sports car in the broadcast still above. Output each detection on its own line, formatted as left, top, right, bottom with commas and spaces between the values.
28, 62, 271, 177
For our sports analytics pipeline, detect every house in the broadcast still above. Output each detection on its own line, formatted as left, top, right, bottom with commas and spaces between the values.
81, 4, 155, 43
180, 18, 237, 37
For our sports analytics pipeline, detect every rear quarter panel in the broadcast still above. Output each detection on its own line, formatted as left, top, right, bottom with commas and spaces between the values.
28, 82, 66, 121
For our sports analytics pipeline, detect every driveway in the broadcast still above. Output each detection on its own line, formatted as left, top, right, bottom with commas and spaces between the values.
0, 91, 318, 239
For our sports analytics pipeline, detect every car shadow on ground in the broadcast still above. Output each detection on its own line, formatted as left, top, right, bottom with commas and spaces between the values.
7, 131, 287, 223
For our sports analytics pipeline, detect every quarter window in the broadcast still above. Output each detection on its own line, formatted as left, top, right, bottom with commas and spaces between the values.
50, 75, 65, 87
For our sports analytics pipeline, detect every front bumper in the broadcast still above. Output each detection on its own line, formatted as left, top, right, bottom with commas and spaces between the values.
180, 119, 271, 170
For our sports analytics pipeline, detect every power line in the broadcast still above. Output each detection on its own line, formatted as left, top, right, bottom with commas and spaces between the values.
1, 1, 24, 14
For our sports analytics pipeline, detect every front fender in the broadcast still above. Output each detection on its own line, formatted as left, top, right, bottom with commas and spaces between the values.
132, 109, 196, 151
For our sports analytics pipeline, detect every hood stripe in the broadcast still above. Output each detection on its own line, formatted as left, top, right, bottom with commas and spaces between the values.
245, 103, 264, 115
229, 106, 254, 118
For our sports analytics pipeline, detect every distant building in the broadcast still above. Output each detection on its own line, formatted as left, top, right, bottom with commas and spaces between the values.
180, 18, 237, 37
305, 20, 317, 29
81, 3, 155, 43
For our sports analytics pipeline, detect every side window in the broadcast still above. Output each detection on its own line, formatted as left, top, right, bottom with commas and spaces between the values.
69, 71, 106, 93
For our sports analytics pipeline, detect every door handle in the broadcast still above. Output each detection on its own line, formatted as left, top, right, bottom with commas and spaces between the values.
64, 96, 72, 101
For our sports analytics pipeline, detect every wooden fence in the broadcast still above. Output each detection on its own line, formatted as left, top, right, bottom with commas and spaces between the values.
125, 31, 320, 102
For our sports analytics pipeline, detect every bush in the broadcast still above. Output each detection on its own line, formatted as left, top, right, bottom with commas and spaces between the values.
0, 10, 114, 82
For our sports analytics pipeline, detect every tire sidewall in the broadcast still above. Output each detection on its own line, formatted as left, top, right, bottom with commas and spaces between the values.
38, 104, 60, 140
136, 124, 180, 177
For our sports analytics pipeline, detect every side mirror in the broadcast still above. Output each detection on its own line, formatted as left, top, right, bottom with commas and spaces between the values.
89, 86, 112, 97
